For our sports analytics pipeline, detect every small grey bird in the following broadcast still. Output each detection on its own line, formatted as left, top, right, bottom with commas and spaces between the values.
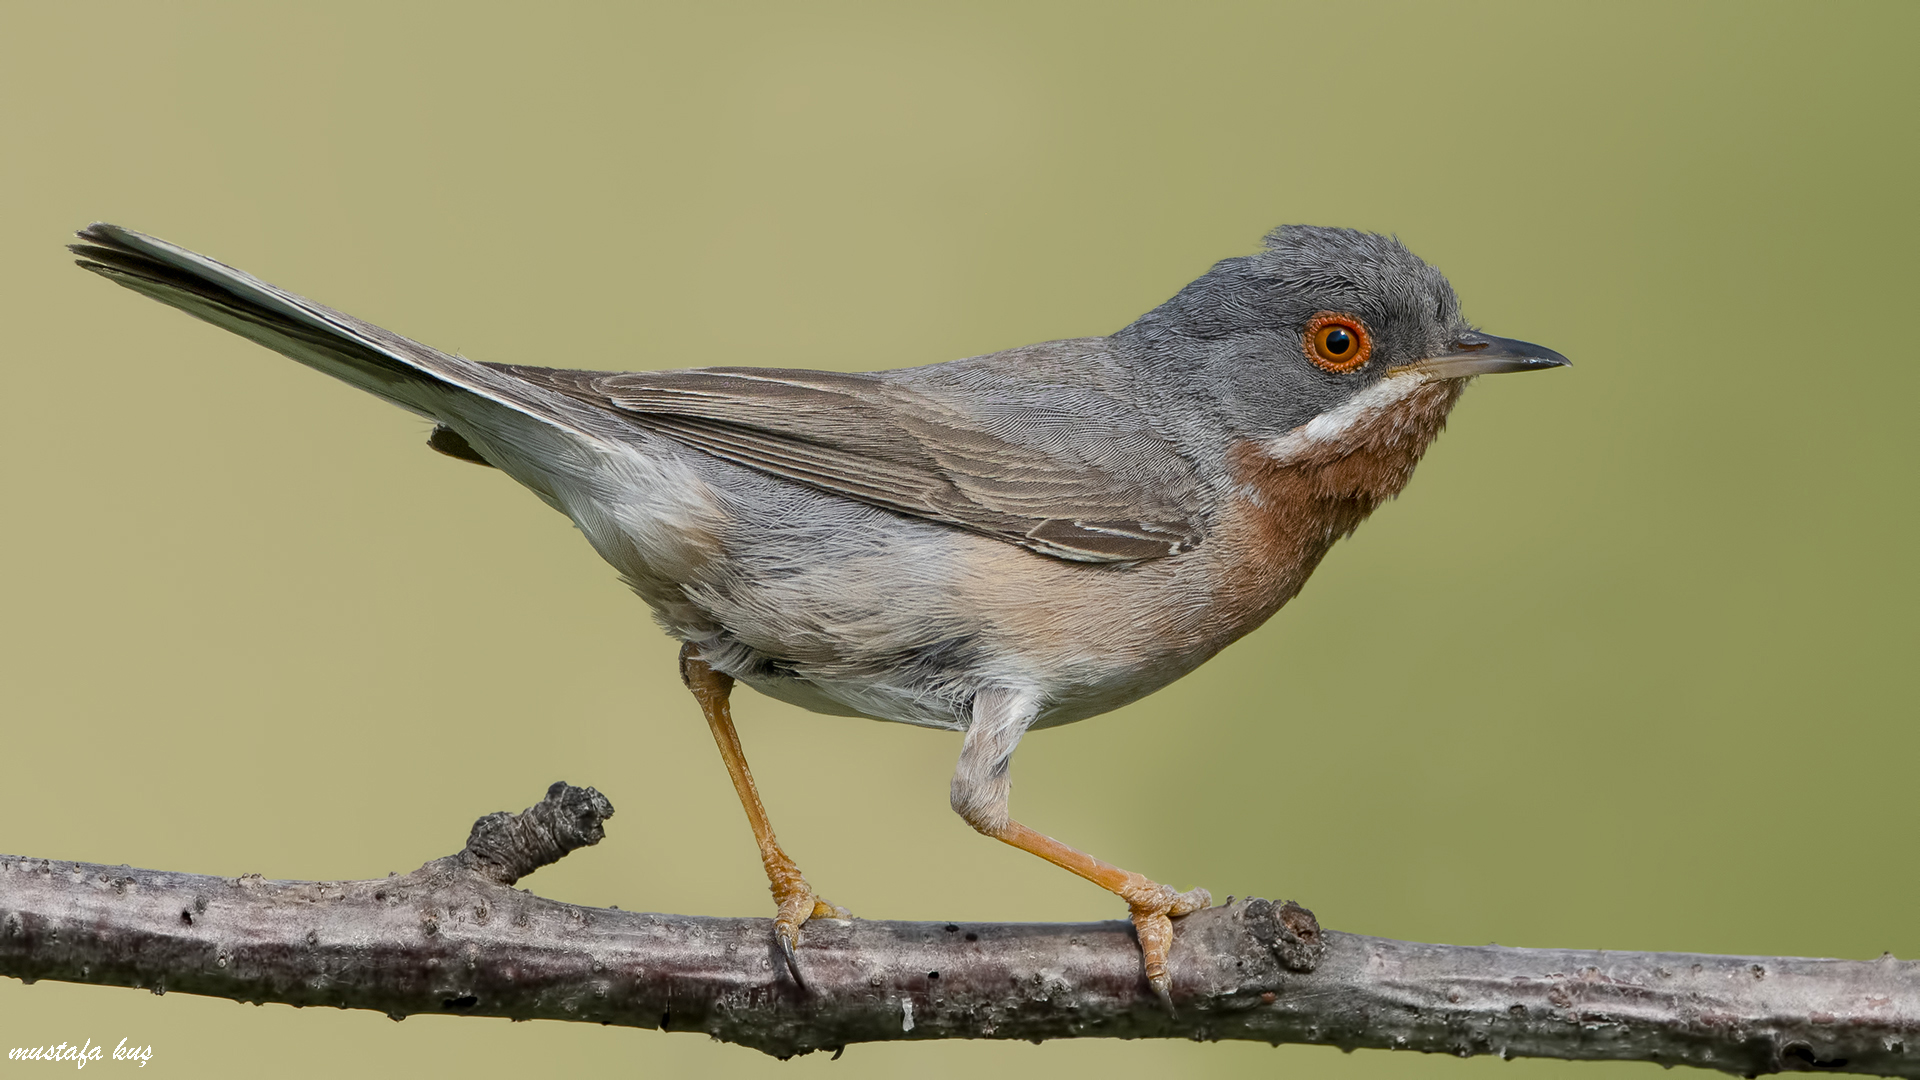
71, 223, 1567, 1004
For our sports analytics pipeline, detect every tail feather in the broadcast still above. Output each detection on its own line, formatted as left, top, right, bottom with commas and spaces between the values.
70, 224, 629, 447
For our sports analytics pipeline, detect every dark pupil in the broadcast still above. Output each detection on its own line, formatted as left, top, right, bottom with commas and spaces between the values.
1324, 328, 1352, 355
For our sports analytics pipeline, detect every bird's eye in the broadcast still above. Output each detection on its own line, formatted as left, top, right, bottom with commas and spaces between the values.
1303, 313, 1372, 373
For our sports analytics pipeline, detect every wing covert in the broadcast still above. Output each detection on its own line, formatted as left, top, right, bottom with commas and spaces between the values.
488, 364, 1206, 563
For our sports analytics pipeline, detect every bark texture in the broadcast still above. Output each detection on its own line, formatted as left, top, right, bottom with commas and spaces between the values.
1, 783, 1913, 1075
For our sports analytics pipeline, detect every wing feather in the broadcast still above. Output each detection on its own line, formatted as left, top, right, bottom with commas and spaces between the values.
492, 364, 1206, 563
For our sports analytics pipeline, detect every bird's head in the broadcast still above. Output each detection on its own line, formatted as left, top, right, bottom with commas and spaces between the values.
1118, 225, 1568, 444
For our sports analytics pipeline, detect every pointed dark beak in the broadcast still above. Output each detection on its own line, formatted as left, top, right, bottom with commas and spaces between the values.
1390, 331, 1572, 379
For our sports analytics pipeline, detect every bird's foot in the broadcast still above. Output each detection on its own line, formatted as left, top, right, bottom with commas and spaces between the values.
767, 859, 850, 984
1121, 879, 1212, 1011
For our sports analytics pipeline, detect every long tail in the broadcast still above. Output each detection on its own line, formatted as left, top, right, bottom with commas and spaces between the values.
70, 224, 631, 457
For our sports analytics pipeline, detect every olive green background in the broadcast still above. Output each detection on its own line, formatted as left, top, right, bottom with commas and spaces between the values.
1, 2, 1913, 1076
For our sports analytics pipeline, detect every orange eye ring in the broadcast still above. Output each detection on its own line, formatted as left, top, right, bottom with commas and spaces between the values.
1303, 313, 1372, 373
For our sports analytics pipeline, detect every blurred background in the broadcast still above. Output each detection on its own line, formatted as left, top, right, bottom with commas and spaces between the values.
2, 2, 1914, 1076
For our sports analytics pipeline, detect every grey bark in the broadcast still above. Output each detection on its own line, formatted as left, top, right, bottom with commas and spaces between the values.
1, 783, 1912, 1075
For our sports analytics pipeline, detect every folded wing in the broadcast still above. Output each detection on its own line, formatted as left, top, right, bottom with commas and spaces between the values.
493, 365, 1207, 563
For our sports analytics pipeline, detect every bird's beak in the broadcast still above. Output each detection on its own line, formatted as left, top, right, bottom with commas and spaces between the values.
1389, 331, 1571, 379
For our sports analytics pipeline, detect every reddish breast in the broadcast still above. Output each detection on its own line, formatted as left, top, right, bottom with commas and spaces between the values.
1210, 378, 1467, 634
948, 377, 1466, 722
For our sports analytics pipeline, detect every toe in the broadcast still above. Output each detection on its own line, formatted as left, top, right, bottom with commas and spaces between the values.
1125, 882, 1210, 1012
775, 890, 820, 936
773, 895, 812, 985
1130, 905, 1176, 1008
1168, 886, 1212, 917
770, 877, 849, 986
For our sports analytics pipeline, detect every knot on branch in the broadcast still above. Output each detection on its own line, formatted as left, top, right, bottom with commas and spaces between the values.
1242, 898, 1324, 972
457, 782, 614, 885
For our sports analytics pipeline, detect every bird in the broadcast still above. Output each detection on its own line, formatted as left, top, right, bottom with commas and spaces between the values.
70, 222, 1568, 1006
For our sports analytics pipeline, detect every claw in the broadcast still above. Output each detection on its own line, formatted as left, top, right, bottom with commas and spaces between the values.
776, 919, 807, 987
770, 875, 850, 988
1125, 883, 1212, 1013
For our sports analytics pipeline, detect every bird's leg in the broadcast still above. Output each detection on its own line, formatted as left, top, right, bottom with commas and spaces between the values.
951, 689, 1210, 1009
988, 822, 1211, 1006
679, 645, 846, 976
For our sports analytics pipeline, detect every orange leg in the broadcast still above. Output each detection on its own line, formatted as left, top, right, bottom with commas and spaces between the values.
984, 819, 1209, 1007
680, 647, 845, 974
949, 688, 1209, 1008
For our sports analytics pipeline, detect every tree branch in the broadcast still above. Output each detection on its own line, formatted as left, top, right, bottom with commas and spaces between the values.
2, 783, 1912, 1074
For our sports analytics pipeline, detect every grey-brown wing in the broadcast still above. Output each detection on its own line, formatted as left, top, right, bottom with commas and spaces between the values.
487, 364, 1206, 563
